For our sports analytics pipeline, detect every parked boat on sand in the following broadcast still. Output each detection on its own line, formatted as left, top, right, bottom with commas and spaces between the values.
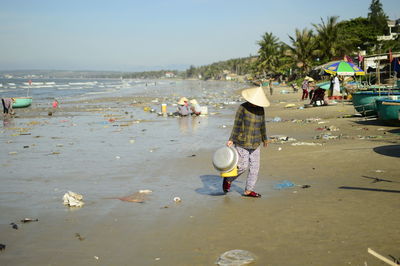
375, 96, 400, 125
351, 91, 400, 116
12, 97, 32, 108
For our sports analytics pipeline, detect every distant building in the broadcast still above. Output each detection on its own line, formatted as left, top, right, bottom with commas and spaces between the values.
225, 73, 238, 81
377, 19, 399, 41
165, 72, 175, 78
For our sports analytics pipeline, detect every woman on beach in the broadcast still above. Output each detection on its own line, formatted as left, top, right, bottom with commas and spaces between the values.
301, 77, 310, 100
189, 99, 202, 116
2, 98, 14, 116
332, 75, 341, 96
224, 86, 270, 198
176, 97, 191, 116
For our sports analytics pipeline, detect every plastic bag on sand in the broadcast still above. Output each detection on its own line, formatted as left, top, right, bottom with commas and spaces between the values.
63, 191, 84, 207
216, 249, 256, 266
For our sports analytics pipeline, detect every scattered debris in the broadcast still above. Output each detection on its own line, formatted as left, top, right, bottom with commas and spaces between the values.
20, 218, 39, 223
274, 180, 295, 190
269, 135, 296, 143
272, 116, 282, 122
291, 142, 322, 146
63, 191, 85, 207
368, 248, 399, 266
75, 233, 85, 241
285, 103, 296, 108
110, 190, 152, 203
173, 197, 182, 203
10, 223, 18, 230
216, 249, 256, 266
315, 133, 339, 140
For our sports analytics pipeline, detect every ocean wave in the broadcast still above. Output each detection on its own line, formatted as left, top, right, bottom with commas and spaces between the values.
69, 81, 98, 86
57, 86, 85, 90
83, 89, 117, 95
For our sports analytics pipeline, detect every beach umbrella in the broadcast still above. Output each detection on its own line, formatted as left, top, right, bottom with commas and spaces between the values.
323, 61, 365, 76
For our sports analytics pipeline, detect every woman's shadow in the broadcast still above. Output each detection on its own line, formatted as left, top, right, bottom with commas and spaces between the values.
195, 174, 244, 196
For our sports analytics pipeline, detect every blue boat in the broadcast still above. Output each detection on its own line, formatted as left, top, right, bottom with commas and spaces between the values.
12, 97, 32, 108
375, 96, 400, 125
351, 91, 400, 116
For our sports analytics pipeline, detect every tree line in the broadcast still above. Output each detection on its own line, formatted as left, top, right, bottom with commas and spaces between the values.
185, 0, 399, 82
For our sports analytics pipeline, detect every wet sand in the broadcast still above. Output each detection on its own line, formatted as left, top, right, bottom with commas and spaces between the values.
1, 84, 400, 265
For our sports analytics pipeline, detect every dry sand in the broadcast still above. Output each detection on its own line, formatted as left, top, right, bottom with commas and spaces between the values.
1, 85, 399, 265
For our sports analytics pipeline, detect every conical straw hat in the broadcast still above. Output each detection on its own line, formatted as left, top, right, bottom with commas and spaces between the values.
241, 86, 270, 107
189, 99, 198, 105
178, 97, 189, 105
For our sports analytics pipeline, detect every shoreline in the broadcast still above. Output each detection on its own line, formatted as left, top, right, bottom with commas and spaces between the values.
1, 84, 399, 265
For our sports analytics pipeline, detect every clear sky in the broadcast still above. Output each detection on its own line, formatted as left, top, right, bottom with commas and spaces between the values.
0, 0, 399, 71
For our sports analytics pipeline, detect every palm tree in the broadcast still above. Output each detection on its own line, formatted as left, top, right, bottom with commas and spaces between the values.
287, 28, 318, 74
312, 16, 346, 62
256, 32, 280, 78
368, 0, 388, 35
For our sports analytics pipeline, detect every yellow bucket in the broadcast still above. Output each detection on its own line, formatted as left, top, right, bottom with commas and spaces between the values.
161, 103, 167, 113
220, 166, 238, 178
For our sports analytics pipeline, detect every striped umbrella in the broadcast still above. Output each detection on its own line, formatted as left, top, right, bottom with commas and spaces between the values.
323, 61, 365, 76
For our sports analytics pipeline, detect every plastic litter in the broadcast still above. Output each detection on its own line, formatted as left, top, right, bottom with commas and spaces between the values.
291, 142, 322, 146
20, 218, 38, 223
216, 249, 256, 266
10, 223, 18, 230
114, 190, 152, 203
274, 180, 295, 190
272, 116, 282, 122
63, 191, 84, 207
173, 197, 181, 203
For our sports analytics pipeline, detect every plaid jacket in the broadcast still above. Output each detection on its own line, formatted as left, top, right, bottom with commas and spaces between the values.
229, 102, 267, 149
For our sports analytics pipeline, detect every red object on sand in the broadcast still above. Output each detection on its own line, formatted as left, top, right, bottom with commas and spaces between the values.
52, 100, 58, 108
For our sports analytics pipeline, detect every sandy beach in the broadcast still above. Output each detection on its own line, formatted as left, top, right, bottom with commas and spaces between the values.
1, 81, 399, 265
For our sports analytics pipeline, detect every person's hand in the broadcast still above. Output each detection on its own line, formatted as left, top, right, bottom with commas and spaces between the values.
226, 140, 233, 147
263, 140, 268, 147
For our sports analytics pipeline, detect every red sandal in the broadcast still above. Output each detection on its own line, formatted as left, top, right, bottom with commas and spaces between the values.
243, 191, 261, 198
222, 178, 231, 193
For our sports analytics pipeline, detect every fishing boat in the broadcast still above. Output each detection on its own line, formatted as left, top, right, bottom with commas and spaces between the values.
12, 97, 32, 108
375, 96, 400, 125
351, 91, 400, 116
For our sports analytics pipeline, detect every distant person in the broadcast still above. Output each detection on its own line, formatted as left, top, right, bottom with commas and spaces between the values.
290, 83, 298, 93
308, 80, 315, 100
310, 87, 326, 106
224, 86, 270, 198
301, 78, 309, 100
332, 75, 341, 96
2, 98, 14, 117
52, 99, 59, 108
189, 99, 202, 116
175, 97, 191, 116
269, 77, 273, 95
